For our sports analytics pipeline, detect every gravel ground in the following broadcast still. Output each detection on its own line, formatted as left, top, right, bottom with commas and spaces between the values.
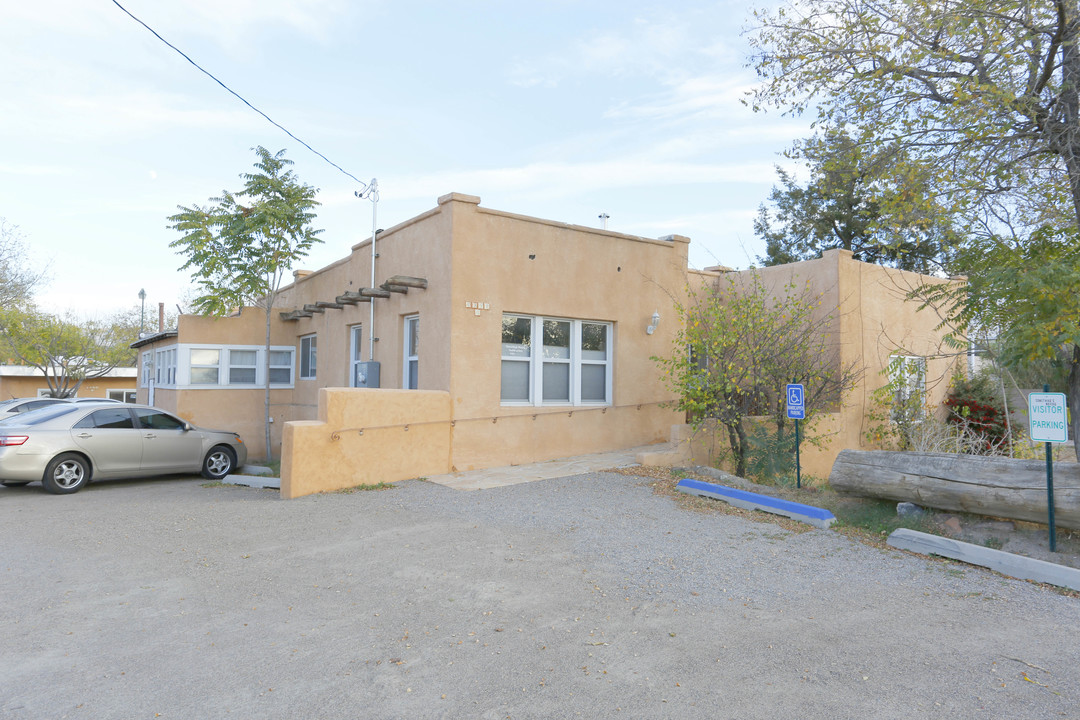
2, 472, 1078, 719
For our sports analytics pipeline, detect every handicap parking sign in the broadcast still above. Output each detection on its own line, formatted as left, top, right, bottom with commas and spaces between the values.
786, 383, 805, 419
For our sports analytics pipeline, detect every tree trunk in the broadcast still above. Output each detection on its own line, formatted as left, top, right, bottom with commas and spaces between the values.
1068, 344, 1080, 464
264, 305, 272, 463
829, 449, 1080, 530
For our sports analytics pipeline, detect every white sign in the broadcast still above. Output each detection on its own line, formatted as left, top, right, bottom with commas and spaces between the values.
1028, 392, 1068, 443
786, 383, 805, 420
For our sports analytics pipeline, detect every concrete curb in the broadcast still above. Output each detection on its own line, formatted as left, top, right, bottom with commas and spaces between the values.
222, 474, 281, 490
887, 528, 1080, 591
676, 478, 836, 529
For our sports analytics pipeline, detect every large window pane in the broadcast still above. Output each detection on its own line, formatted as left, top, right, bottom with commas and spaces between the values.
229, 368, 256, 384
542, 320, 570, 359
268, 368, 291, 384
581, 364, 606, 402
190, 367, 219, 384
542, 363, 570, 402
581, 323, 607, 361
190, 349, 219, 366
501, 360, 530, 402
502, 316, 532, 357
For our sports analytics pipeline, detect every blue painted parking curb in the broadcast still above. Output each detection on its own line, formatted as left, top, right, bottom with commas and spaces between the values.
676, 478, 836, 529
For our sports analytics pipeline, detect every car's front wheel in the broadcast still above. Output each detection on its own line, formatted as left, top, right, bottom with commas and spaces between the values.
201, 446, 236, 479
43, 453, 90, 494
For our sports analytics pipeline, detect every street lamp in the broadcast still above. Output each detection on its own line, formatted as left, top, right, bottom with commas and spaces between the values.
138, 288, 147, 335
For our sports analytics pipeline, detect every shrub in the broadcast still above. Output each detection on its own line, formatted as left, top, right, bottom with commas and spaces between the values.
943, 372, 1011, 454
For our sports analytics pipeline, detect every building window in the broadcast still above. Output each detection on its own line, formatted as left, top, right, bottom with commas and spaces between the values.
140, 351, 152, 388
228, 349, 258, 385
349, 324, 363, 387
108, 389, 137, 403
403, 315, 419, 389
889, 354, 926, 423
155, 348, 177, 386
269, 350, 293, 385
501, 314, 612, 406
300, 335, 317, 380
190, 348, 221, 384
500, 315, 532, 402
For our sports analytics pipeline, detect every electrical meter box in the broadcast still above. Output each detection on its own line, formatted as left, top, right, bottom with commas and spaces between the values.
354, 361, 381, 388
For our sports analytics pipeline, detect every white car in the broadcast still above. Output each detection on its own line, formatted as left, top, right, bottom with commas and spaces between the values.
0, 403, 247, 494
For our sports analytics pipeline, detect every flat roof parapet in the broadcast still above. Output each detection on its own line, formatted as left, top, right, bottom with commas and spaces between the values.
438, 192, 481, 206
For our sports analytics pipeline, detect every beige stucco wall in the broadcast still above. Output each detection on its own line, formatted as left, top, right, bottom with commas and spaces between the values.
134, 312, 303, 459
280, 388, 452, 498
679, 249, 962, 477
442, 194, 686, 470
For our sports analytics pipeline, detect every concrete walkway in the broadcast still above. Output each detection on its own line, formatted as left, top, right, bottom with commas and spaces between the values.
424, 443, 662, 490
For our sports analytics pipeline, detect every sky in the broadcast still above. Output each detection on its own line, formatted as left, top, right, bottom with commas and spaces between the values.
2, 0, 811, 319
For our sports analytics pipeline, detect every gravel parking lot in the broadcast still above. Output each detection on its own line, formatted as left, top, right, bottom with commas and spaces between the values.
2, 472, 1078, 719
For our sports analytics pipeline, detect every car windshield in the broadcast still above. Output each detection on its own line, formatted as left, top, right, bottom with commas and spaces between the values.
0, 403, 81, 426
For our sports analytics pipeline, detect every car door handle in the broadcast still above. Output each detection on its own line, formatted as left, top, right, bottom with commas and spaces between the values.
144, 433, 157, 439
76, 432, 93, 438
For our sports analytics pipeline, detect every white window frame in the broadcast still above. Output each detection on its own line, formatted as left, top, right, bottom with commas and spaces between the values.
349, 324, 364, 387
300, 334, 317, 380
140, 351, 152, 388
108, 389, 137, 403
227, 348, 259, 386
500, 314, 612, 407
268, 349, 294, 386
155, 348, 177, 387
189, 348, 222, 386
403, 315, 419, 389
148, 344, 295, 389
889, 354, 927, 422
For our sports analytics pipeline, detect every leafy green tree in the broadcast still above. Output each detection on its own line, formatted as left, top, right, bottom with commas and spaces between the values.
655, 272, 859, 478
914, 226, 1080, 459
169, 146, 322, 460
755, 131, 959, 272
0, 308, 132, 397
747, 0, 1080, 235
0, 218, 46, 309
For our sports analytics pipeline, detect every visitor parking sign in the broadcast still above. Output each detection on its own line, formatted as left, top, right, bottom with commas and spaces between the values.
1028, 392, 1068, 443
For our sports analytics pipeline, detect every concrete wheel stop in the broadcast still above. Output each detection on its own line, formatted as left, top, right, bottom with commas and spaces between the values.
222, 465, 280, 490
887, 528, 1080, 591
676, 478, 836, 529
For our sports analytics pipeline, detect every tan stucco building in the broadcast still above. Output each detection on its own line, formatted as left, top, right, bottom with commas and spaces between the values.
134, 193, 689, 495
0, 365, 137, 402
133, 193, 960, 497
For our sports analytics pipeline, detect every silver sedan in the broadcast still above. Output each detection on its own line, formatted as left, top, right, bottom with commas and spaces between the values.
0, 403, 247, 494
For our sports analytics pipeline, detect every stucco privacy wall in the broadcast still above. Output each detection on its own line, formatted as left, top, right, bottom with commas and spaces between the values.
280, 388, 452, 499
655, 249, 961, 478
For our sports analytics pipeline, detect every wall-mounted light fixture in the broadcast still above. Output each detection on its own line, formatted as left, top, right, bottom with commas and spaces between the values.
646, 310, 661, 335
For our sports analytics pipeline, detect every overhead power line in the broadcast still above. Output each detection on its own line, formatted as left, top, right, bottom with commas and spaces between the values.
111, 0, 368, 188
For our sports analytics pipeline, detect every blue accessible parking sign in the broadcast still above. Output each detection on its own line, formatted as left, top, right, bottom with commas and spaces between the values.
786, 383, 805, 419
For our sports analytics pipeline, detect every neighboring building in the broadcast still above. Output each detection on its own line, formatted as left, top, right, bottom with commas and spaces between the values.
0, 365, 137, 402
643, 248, 963, 476
133, 194, 960, 497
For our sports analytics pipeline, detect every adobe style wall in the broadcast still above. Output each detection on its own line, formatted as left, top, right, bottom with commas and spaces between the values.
660, 249, 962, 478
281, 388, 452, 499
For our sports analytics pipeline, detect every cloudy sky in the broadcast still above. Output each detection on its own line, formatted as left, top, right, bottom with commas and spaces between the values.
2, 0, 810, 318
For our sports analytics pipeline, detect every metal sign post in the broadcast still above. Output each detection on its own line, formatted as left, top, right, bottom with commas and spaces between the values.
1028, 386, 1068, 552
786, 383, 805, 490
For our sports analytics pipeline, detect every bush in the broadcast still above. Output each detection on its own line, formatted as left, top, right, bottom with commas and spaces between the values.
943, 372, 1011, 454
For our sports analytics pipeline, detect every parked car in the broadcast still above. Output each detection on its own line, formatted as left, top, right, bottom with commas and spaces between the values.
0, 397, 69, 418
0, 403, 247, 494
